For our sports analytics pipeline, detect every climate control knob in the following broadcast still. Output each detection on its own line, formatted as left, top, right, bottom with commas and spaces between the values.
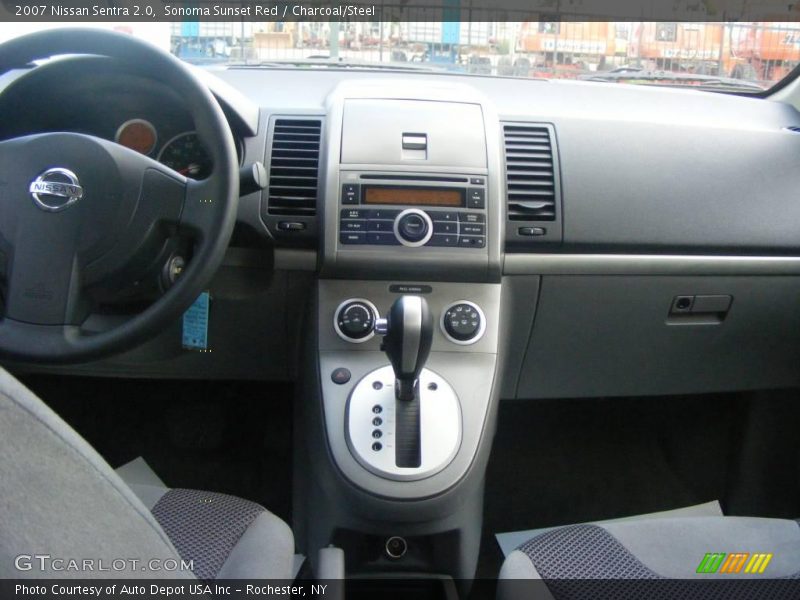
394, 209, 433, 247
441, 301, 486, 345
335, 299, 379, 343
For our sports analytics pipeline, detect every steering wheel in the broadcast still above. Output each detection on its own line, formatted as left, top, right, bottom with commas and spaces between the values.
0, 29, 239, 363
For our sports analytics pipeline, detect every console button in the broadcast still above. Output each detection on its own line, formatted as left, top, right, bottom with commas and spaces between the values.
442, 302, 484, 343
367, 209, 401, 220
460, 224, 485, 235
331, 368, 351, 385
368, 232, 400, 245
459, 212, 486, 223
340, 232, 366, 244
459, 236, 486, 248
277, 221, 306, 231
342, 208, 368, 219
467, 188, 485, 209
341, 219, 366, 231
519, 227, 547, 236
429, 211, 458, 222
368, 220, 393, 232
429, 234, 458, 247
433, 221, 457, 234
470, 177, 486, 185
342, 184, 360, 205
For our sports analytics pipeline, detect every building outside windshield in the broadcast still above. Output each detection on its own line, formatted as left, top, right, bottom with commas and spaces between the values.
171, 21, 800, 89
1, 19, 799, 92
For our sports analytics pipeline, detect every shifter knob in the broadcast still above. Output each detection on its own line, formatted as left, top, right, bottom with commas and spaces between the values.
379, 296, 433, 401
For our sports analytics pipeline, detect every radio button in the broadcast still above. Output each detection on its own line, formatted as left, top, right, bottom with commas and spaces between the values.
460, 224, 485, 235
342, 208, 368, 219
368, 232, 400, 245
469, 177, 486, 185
341, 232, 366, 244
429, 234, 458, 247
433, 221, 457, 234
459, 212, 485, 223
342, 219, 367, 231
429, 211, 458, 222
367, 209, 401, 220
467, 188, 485, 209
369, 220, 394, 232
342, 184, 360, 205
459, 236, 486, 248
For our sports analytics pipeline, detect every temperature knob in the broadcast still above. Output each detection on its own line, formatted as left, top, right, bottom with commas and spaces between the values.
441, 301, 486, 345
334, 299, 379, 343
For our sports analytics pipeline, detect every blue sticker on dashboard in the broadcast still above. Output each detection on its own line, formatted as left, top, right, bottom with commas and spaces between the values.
182, 291, 210, 350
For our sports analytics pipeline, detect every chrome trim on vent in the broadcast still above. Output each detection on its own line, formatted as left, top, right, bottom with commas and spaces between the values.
504, 254, 800, 276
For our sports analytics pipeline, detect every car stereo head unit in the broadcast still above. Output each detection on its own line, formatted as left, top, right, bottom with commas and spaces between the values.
362, 186, 465, 208
339, 172, 487, 250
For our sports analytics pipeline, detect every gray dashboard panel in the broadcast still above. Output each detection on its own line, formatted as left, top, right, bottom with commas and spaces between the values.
516, 275, 800, 399
340, 99, 486, 168
214, 67, 800, 255
554, 119, 800, 251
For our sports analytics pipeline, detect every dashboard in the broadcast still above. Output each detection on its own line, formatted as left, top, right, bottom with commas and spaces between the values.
4, 56, 800, 403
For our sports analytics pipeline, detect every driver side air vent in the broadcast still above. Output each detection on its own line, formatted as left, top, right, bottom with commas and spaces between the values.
267, 118, 322, 216
503, 122, 562, 247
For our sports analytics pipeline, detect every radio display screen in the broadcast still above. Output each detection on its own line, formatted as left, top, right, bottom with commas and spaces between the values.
363, 186, 465, 207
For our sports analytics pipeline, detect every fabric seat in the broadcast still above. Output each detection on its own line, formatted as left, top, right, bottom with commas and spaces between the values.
0, 367, 293, 580
498, 517, 800, 599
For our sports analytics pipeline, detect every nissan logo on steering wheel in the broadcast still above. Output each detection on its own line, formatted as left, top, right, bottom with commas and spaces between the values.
29, 168, 84, 212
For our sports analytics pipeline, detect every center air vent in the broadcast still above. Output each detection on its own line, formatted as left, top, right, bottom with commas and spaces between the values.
503, 124, 558, 221
267, 119, 322, 216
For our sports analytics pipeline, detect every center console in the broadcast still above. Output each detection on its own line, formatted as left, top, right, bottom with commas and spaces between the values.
295, 81, 505, 588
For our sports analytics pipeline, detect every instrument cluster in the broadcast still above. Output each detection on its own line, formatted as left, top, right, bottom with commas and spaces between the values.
114, 119, 241, 180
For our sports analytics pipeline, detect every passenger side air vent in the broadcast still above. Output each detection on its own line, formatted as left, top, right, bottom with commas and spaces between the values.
267, 119, 322, 216
503, 124, 557, 221
502, 122, 562, 247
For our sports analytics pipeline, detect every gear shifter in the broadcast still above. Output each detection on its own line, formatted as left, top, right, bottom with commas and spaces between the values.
377, 296, 434, 401
375, 296, 433, 467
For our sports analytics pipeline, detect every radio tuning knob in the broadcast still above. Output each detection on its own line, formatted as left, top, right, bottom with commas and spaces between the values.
394, 209, 433, 247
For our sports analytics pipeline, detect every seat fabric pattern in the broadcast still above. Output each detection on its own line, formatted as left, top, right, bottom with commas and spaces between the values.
151, 488, 265, 580
517, 524, 800, 600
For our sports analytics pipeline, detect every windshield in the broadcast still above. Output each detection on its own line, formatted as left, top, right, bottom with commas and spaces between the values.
2, 20, 799, 93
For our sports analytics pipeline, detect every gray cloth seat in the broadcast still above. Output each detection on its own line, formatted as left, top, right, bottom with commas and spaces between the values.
0, 367, 293, 580
499, 517, 800, 599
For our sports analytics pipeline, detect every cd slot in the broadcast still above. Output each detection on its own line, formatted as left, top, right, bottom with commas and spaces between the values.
360, 174, 469, 183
